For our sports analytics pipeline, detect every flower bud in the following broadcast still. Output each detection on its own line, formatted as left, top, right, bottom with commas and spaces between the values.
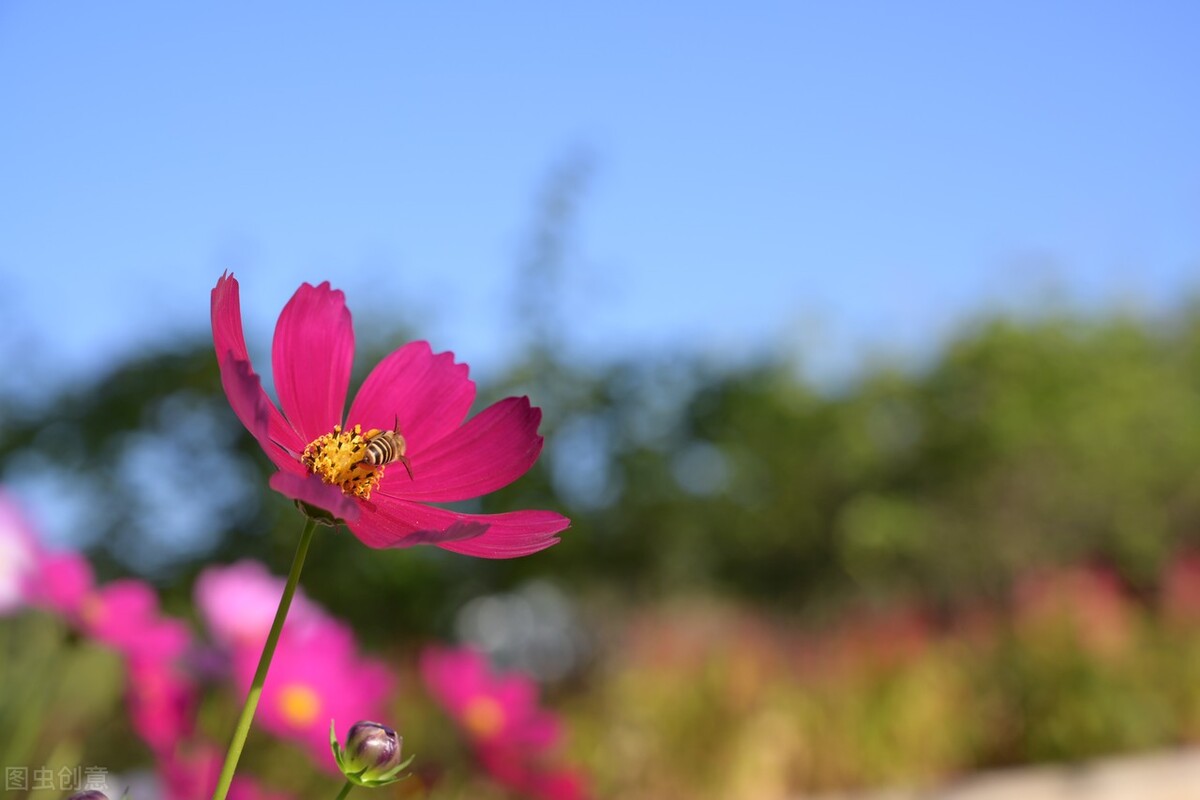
346, 721, 402, 774
331, 720, 414, 787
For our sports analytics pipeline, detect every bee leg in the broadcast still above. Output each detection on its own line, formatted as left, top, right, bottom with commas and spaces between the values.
398, 454, 414, 480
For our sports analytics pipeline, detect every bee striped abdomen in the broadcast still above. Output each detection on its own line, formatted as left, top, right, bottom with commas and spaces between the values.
360, 427, 414, 479
365, 433, 401, 465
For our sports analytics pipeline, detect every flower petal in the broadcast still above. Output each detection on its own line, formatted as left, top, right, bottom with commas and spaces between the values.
218, 354, 306, 475
348, 495, 567, 558
375, 396, 543, 503
31, 551, 93, 616
269, 472, 362, 523
346, 341, 476, 455
211, 273, 306, 458
272, 281, 355, 441
89, 580, 191, 662
420, 646, 487, 709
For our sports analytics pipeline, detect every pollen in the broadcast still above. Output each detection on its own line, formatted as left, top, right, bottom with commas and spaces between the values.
463, 695, 505, 740
79, 594, 105, 627
278, 682, 321, 727
301, 424, 386, 500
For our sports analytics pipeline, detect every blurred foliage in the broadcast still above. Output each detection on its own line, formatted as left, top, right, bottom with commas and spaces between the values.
563, 567, 1200, 799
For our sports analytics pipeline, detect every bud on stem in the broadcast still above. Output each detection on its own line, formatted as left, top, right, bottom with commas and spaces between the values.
331, 720, 415, 788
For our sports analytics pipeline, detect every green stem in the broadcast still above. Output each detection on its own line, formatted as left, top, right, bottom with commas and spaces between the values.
333, 780, 355, 800
211, 517, 319, 800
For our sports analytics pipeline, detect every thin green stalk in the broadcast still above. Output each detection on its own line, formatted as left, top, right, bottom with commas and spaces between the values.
211, 517, 319, 800
333, 780, 355, 800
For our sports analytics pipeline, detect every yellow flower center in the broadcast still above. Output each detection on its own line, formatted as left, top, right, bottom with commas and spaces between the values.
463, 695, 505, 739
301, 424, 387, 500
79, 593, 105, 627
278, 682, 321, 727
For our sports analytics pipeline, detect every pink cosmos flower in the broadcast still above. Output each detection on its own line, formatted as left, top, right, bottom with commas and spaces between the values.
195, 560, 396, 773
230, 614, 395, 773
160, 744, 294, 800
127, 652, 199, 757
421, 646, 560, 750
23, 543, 199, 756
0, 494, 40, 614
195, 559, 329, 647
421, 646, 590, 800
479, 750, 591, 800
32, 554, 191, 664
534, 768, 590, 800
29, 550, 91, 615
87, 579, 192, 662
210, 274, 569, 558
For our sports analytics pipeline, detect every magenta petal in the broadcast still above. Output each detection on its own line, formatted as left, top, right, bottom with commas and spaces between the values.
516, 711, 565, 750
346, 341, 476, 454
432, 509, 568, 558
420, 646, 488, 709
243, 615, 394, 773
377, 396, 543, 503
346, 499, 488, 548
218, 355, 268, 444
268, 472, 361, 523
348, 496, 567, 557
127, 655, 198, 757
218, 355, 306, 475
211, 274, 306, 457
271, 282, 355, 441
85, 580, 192, 662
33, 551, 94, 616
395, 520, 489, 546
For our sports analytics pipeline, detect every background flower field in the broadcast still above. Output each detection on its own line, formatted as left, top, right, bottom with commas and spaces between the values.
5, 293, 1200, 798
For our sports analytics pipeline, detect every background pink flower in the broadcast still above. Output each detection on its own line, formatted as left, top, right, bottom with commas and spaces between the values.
13, 534, 201, 762
194, 559, 398, 774
196, 559, 329, 648
231, 617, 395, 773
127, 653, 199, 757
159, 744, 294, 800
211, 274, 569, 558
421, 646, 560, 750
479, 750, 591, 800
29, 550, 92, 616
421, 645, 590, 799
84, 578, 192, 663
30, 551, 191, 665
0, 494, 40, 614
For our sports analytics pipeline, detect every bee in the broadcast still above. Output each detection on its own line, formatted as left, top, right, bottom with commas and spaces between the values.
361, 418, 414, 480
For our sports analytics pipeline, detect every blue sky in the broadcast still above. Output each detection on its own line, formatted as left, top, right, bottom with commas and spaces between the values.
2, 2, 1199, 392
